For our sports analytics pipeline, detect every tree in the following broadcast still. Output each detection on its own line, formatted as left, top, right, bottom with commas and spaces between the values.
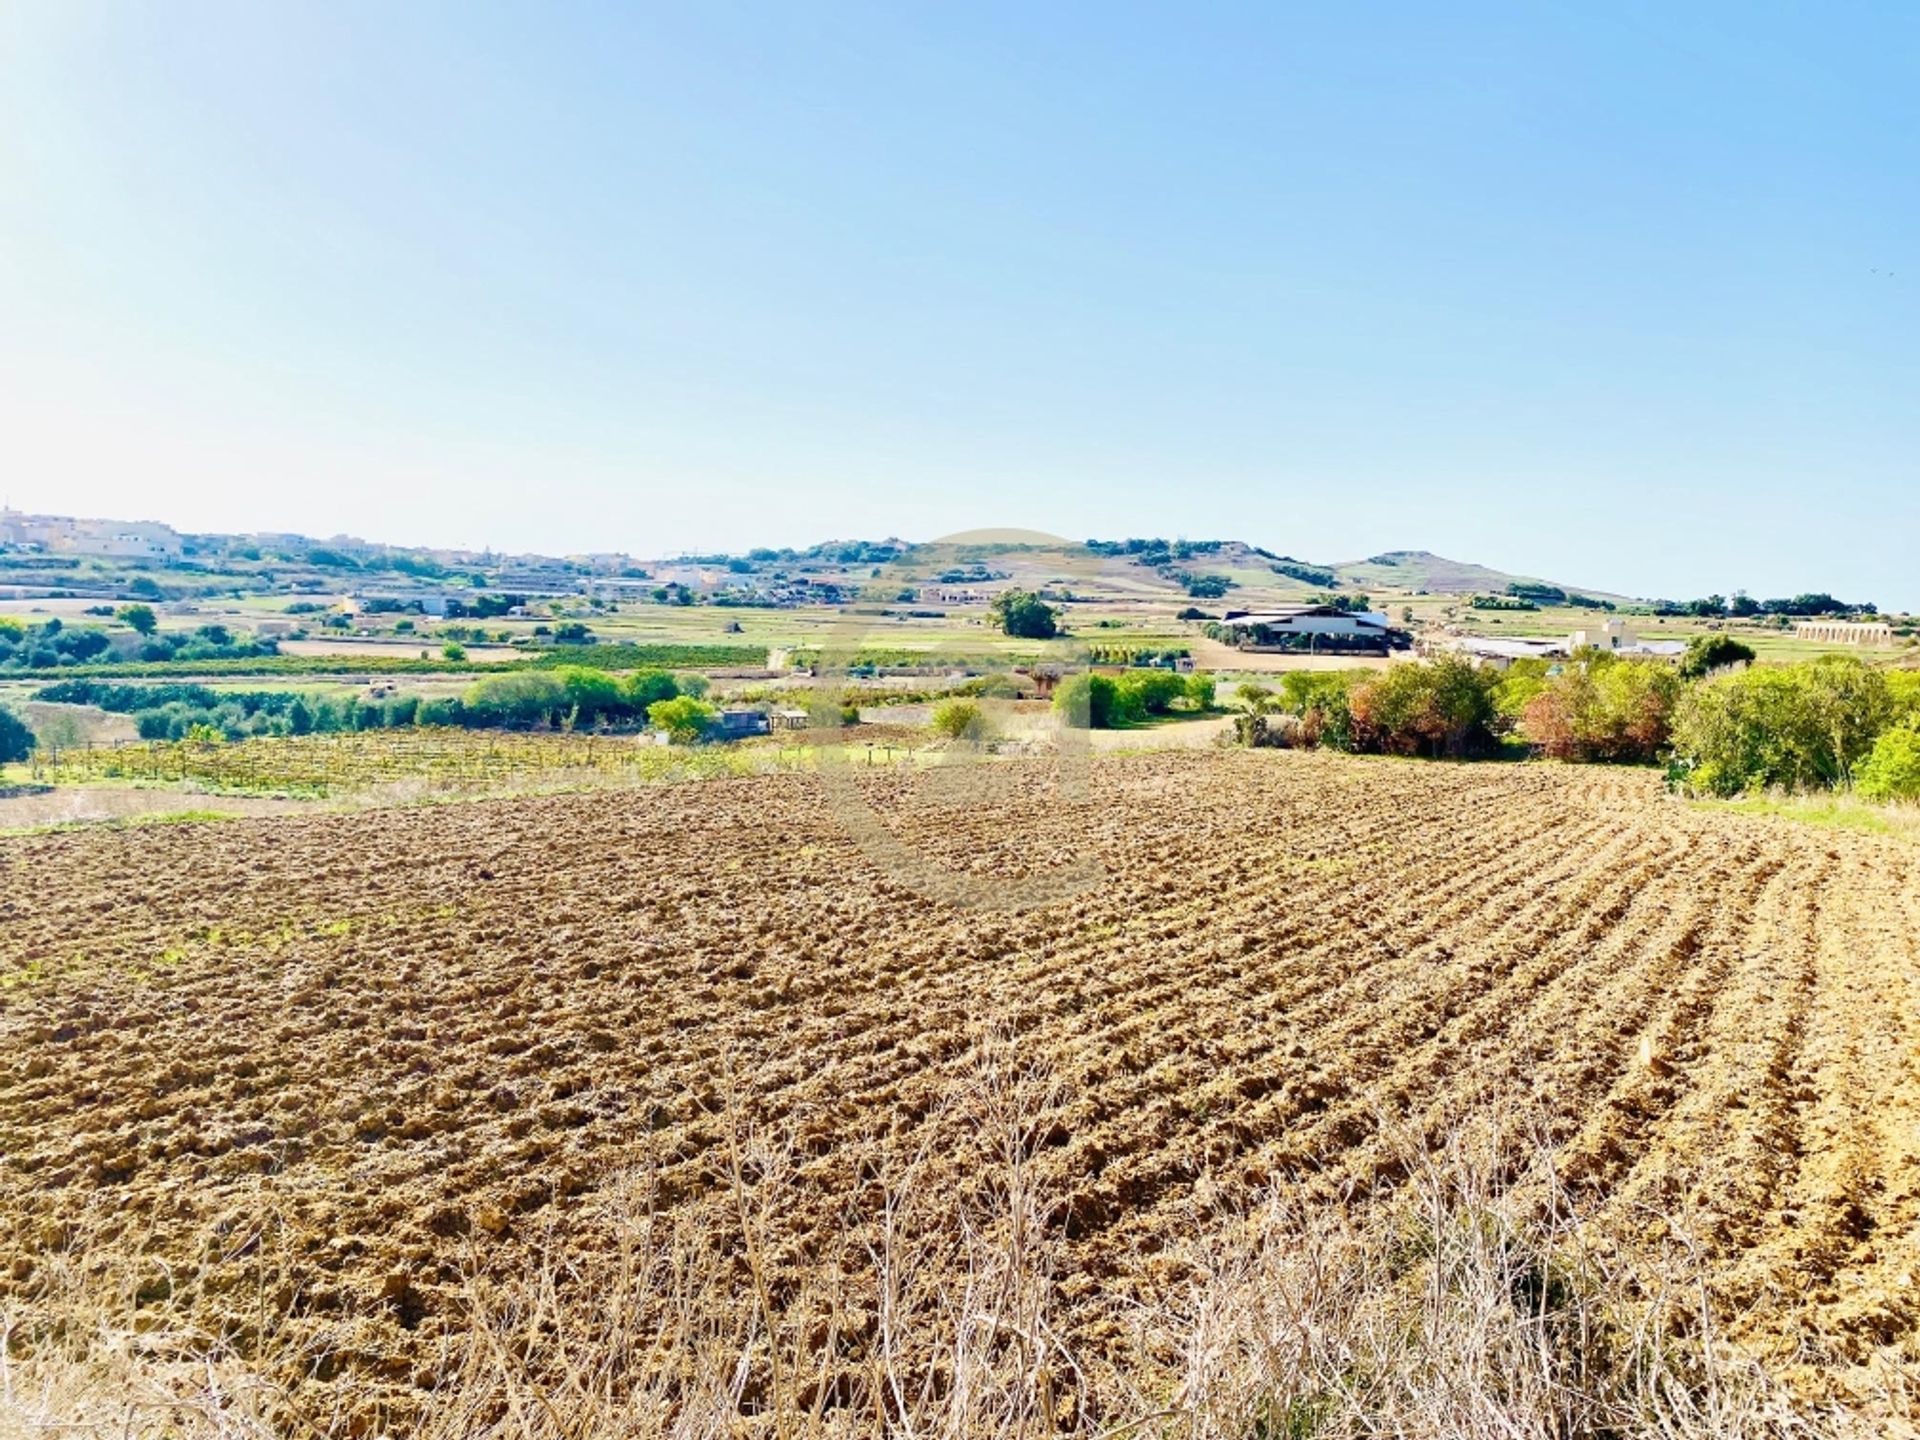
554, 666, 627, 726
988, 589, 1059, 639
1053, 673, 1117, 728
1348, 656, 1500, 758
1115, 669, 1188, 716
0, 707, 35, 763
648, 695, 717, 743
627, 669, 680, 707
462, 671, 568, 729
1679, 634, 1756, 680
116, 604, 159, 636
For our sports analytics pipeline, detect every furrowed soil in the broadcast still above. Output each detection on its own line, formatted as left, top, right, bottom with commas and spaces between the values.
4, 750, 1918, 1426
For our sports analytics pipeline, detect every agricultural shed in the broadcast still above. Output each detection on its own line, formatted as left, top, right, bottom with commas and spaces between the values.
1216, 605, 1401, 653
711, 709, 771, 740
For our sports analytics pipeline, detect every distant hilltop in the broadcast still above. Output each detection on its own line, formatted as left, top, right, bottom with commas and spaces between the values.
0, 510, 1895, 619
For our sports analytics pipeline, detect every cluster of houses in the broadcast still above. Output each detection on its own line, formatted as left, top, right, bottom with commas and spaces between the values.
0, 509, 184, 561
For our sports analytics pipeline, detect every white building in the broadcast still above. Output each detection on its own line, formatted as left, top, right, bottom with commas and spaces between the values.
1434, 619, 1686, 671
1215, 605, 1401, 652
0, 510, 183, 560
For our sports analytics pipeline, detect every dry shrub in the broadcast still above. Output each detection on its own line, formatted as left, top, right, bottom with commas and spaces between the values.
1, 1061, 1893, 1439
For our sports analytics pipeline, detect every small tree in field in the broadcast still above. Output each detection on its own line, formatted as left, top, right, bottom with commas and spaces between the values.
988, 590, 1059, 639
0, 707, 35, 764
1680, 634, 1756, 680
116, 604, 158, 637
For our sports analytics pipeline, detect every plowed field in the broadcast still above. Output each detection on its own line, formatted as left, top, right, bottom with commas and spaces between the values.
4, 750, 1918, 1427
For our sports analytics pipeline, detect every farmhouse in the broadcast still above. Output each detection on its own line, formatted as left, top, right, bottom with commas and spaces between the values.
1215, 605, 1402, 653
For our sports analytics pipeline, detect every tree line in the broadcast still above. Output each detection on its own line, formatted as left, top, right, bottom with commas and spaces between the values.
1230, 651, 1920, 802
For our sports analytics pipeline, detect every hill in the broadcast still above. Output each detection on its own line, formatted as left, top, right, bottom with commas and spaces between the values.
1330, 549, 1633, 603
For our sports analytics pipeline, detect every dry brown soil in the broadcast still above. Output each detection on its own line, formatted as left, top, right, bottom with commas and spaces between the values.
4, 751, 1918, 1418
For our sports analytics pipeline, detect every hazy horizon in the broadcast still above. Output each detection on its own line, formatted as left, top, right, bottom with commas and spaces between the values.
3, 4, 1914, 606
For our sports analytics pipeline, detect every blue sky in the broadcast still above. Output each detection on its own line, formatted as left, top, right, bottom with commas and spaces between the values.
1, 3, 1914, 605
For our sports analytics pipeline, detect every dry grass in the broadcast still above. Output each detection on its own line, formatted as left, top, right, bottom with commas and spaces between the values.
2, 1050, 1888, 1440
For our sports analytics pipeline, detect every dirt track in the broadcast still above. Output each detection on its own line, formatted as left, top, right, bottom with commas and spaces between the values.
4, 750, 1918, 1417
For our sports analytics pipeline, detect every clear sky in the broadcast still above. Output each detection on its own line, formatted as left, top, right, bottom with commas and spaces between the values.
1, 3, 1914, 605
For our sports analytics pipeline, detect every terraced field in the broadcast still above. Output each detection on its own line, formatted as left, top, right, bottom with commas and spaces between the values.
3, 750, 1918, 1432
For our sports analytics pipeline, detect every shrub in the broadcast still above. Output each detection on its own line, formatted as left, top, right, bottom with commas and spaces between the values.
462, 671, 568, 729
418, 698, 465, 727
1184, 673, 1216, 710
1114, 669, 1188, 717
1519, 657, 1683, 763
1679, 634, 1757, 680
627, 669, 680, 707
554, 666, 628, 726
1276, 670, 1362, 750
1670, 657, 1893, 795
1855, 722, 1920, 803
1348, 657, 1501, 758
1053, 673, 1118, 729
648, 695, 717, 743
0, 706, 35, 763
930, 698, 991, 741
442, 642, 467, 662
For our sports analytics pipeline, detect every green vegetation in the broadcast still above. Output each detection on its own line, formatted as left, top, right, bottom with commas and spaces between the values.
1348, 657, 1502, 758
1678, 634, 1757, 679
115, 604, 159, 636
0, 706, 35, 764
1506, 582, 1613, 610
1512, 656, 1683, 763
988, 589, 1059, 640
1668, 658, 1917, 796
1235, 658, 1501, 758
1053, 673, 1119, 729
0, 617, 277, 671
1269, 558, 1336, 587
31, 728, 761, 798
1850, 721, 1920, 803
1054, 669, 1216, 729
1174, 571, 1234, 599
30, 640, 763, 681
647, 695, 718, 743
929, 698, 990, 741
1230, 651, 1920, 808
